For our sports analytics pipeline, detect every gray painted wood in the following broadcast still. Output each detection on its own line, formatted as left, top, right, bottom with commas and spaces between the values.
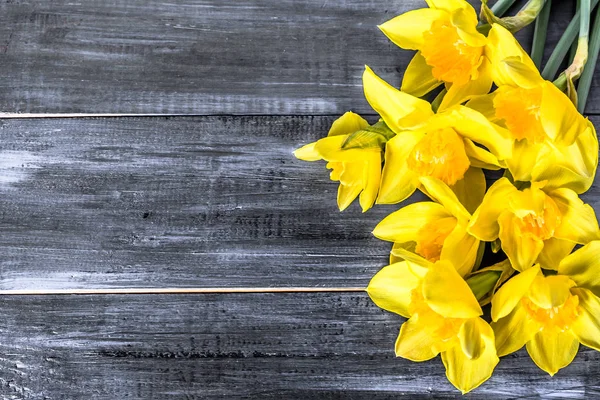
0, 292, 596, 399
0, 115, 403, 289
0, 0, 583, 115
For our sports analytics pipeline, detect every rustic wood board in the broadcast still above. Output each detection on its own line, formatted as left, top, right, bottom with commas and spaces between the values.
0, 292, 597, 399
0, 0, 583, 115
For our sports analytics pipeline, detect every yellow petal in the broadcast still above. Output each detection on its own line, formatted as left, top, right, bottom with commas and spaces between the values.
440, 224, 479, 277
442, 106, 513, 161
359, 152, 382, 212
423, 260, 482, 318
373, 202, 451, 243
337, 183, 362, 211
463, 139, 502, 170
570, 287, 600, 351
448, 166, 487, 215
367, 261, 421, 318
558, 241, 600, 295
426, 0, 472, 12
293, 142, 321, 161
377, 132, 423, 204
498, 210, 545, 272
536, 238, 576, 270
500, 57, 544, 89
540, 81, 589, 147
401, 51, 443, 97
327, 111, 369, 137
526, 329, 579, 376
492, 303, 538, 356
451, 7, 487, 47
389, 244, 435, 270
527, 275, 575, 309
315, 135, 369, 162
419, 176, 471, 222
550, 188, 600, 243
491, 265, 541, 321
442, 318, 499, 394
465, 93, 498, 122
468, 178, 518, 241
378, 8, 448, 50
390, 241, 417, 264
438, 57, 493, 112
395, 316, 439, 361
363, 66, 433, 132
506, 139, 543, 183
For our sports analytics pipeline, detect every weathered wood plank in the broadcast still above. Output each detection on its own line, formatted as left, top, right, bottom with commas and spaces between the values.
0, 0, 581, 115
0, 292, 597, 399
0, 115, 399, 289
1, 114, 600, 289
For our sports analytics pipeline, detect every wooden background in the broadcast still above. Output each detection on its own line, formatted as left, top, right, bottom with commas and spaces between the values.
0, 0, 598, 398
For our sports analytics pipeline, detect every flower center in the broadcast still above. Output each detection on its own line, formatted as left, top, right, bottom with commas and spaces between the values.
415, 217, 458, 262
407, 128, 470, 186
511, 191, 562, 240
493, 86, 546, 143
421, 19, 483, 86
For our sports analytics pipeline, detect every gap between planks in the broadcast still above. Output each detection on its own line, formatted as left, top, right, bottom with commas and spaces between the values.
0, 287, 367, 296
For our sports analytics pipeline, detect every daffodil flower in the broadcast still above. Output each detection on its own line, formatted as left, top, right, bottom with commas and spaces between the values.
468, 24, 598, 193
294, 112, 382, 212
378, 0, 491, 110
368, 259, 499, 394
491, 241, 600, 375
363, 66, 512, 210
468, 178, 600, 272
373, 176, 480, 276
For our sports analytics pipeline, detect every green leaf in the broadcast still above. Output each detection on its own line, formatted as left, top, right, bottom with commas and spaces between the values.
341, 120, 395, 150
466, 270, 502, 301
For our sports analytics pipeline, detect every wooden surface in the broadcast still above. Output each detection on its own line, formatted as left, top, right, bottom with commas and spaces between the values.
0, 0, 598, 398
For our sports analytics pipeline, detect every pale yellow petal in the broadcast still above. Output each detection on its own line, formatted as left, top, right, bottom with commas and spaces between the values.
438, 57, 493, 112
442, 318, 499, 394
558, 241, 600, 295
463, 139, 502, 170
498, 210, 545, 272
491, 265, 541, 321
536, 238, 576, 271
419, 176, 471, 222
367, 261, 421, 318
363, 66, 433, 132
377, 132, 423, 204
327, 111, 369, 137
550, 188, 600, 243
492, 303, 538, 356
395, 316, 439, 361
468, 178, 519, 241
389, 245, 435, 269
378, 8, 448, 50
423, 260, 482, 318
570, 287, 600, 351
373, 202, 451, 243
526, 329, 579, 376
448, 166, 486, 215
440, 224, 479, 277
401, 51, 442, 97
293, 142, 322, 161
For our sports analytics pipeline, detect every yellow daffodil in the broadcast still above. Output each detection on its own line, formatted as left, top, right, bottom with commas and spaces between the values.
468, 24, 598, 193
491, 241, 600, 375
379, 0, 491, 110
368, 258, 499, 394
363, 66, 511, 210
468, 178, 600, 272
373, 176, 480, 276
294, 112, 382, 212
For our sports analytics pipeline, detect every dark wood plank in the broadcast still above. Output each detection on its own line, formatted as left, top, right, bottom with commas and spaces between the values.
0, 115, 401, 289
0, 292, 597, 399
0, 0, 573, 115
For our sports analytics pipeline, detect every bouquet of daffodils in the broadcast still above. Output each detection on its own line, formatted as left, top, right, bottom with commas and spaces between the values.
295, 0, 600, 394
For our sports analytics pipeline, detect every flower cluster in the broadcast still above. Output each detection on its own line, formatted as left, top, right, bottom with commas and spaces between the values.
294, 0, 600, 394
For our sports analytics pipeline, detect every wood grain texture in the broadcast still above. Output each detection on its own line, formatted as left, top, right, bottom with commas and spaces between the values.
0, 115, 401, 289
0, 0, 580, 115
0, 292, 596, 399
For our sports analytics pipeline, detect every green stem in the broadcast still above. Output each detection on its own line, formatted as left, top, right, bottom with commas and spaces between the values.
491, 0, 519, 16
531, 0, 552, 68
570, 0, 581, 63
542, 0, 600, 80
577, 4, 600, 112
